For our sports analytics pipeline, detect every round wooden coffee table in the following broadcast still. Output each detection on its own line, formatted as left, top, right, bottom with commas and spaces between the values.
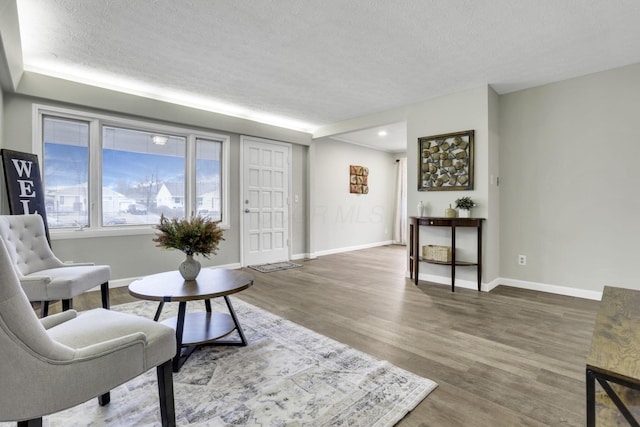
129, 268, 253, 372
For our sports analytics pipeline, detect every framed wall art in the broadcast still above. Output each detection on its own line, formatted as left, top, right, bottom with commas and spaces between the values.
418, 130, 474, 191
349, 165, 369, 194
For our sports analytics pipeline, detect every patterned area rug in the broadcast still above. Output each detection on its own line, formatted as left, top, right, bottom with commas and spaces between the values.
248, 261, 302, 273
7, 298, 436, 426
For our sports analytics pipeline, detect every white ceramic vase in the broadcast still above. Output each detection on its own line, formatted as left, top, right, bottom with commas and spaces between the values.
459, 209, 471, 218
179, 254, 201, 280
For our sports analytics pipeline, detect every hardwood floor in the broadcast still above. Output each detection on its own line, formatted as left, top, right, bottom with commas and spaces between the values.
57, 245, 601, 426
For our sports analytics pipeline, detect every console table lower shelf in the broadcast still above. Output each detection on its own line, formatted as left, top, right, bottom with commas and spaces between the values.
423, 259, 478, 268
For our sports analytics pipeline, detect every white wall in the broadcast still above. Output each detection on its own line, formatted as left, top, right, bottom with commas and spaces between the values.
315, 65, 640, 298
406, 87, 495, 289
499, 63, 640, 295
315, 86, 497, 290
1, 86, 311, 280
310, 137, 396, 255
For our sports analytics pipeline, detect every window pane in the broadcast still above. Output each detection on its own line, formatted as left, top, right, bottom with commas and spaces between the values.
196, 138, 222, 222
102, 126, 186, 226
43, 117, 89, 229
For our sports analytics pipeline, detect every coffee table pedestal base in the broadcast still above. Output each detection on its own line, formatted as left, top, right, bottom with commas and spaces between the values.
128, 269, 254, 373
161, 297, 248, 372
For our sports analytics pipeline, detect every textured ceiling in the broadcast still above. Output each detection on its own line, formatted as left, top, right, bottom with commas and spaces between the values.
15, 0, 640, 143
331, 122, 407, 154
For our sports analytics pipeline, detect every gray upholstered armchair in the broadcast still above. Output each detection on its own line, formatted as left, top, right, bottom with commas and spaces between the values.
0, 214, 110, 316
0, 238, 177, 426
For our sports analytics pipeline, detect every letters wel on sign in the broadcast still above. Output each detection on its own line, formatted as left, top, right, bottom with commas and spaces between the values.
1, 149, 50, 239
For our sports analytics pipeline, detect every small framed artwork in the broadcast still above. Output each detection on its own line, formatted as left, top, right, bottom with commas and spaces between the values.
418, 130, 474, 191
349, 165, 369, 194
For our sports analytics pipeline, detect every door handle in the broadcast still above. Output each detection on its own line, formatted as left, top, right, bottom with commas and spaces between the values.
244, 209, 250, 213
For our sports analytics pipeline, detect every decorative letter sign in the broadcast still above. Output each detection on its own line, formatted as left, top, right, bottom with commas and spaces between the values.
1, 149, 50, 238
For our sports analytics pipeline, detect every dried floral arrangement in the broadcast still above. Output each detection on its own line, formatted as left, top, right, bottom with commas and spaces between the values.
153, 214, 224, 258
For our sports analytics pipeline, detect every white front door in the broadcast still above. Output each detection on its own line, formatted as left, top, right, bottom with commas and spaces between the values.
241, 136, 291, 266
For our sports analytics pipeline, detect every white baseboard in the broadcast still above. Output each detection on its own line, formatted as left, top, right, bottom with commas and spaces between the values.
101, 259, 603, 302
498, 277, 602, 300
408, 271, 602, 300
413, 272, 491, 292
313, 240, 394, 258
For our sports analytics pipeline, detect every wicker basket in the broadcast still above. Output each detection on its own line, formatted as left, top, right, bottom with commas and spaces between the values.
422, 245, 452, 262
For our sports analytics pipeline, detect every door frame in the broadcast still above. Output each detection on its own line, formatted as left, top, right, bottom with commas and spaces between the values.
240, 135, 293, 267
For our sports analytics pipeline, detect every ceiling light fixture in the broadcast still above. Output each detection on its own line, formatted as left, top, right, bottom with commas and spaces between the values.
378, 130, 388, 137
152, 135, 169, 145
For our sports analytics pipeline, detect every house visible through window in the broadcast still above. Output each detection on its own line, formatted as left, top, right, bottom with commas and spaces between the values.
37, 106, 228, 231
43, 116, 89, 228
102, 126, 186, 226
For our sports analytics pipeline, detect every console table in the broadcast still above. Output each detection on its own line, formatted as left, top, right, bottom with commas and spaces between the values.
409, 216, 484, 292
587, 286, 640, 426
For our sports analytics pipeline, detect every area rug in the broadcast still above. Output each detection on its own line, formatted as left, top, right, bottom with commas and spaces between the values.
248, 261, 303, 273
4, 298, 436, 426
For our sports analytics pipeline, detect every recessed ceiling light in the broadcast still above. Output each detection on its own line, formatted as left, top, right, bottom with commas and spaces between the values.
378, 130, 387, 136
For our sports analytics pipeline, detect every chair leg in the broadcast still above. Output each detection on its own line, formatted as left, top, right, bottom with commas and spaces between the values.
17, 418, 42, 427
98, 391, 111, 406
41, 301, 49, 318
62, 299, 72, 311
100, 282, 110, 309
157, 360, 176, 427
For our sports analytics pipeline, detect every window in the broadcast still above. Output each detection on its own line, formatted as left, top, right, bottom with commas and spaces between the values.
195, 138, 223, 221
42, 116, 89, 228
102, 126, 186, 226
35, 105, 229, 235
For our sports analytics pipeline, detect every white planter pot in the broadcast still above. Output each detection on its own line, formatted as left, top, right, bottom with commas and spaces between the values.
459, 209, 471, 218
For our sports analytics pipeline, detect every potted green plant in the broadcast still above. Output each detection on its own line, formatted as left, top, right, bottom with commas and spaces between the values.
454, 196, 476, 218
153, 214, 225, 280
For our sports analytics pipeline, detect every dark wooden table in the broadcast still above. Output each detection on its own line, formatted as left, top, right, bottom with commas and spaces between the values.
409, 216, 484, 292
129, 268, 253, 372
587, 286, 640, 426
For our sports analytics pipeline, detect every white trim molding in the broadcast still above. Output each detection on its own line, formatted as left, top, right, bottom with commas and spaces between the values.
498, 277, 602, 301
312, 240, 394, 258
407, 274, 602, 300
414, 272, 492, 292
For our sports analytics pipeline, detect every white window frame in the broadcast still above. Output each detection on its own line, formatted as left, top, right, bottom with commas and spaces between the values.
32, 104, 230, 240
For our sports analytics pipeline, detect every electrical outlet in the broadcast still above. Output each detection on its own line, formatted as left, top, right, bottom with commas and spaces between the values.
518, 255, 527, 266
